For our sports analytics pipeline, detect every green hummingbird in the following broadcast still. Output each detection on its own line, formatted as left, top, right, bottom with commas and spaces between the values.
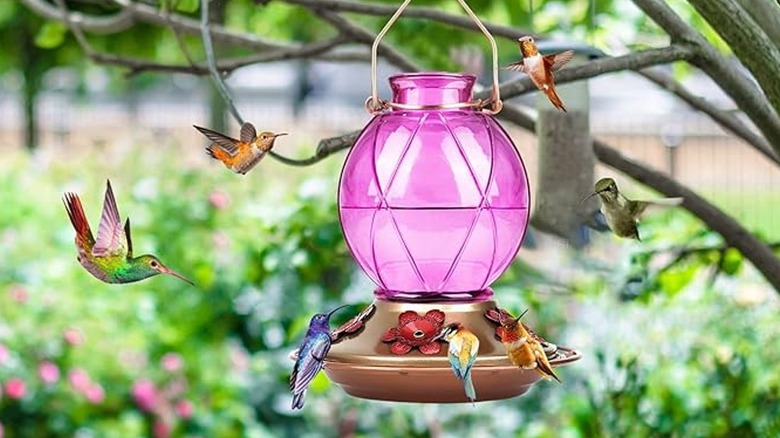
585, 177, 683, 241
63, 180, 193, 285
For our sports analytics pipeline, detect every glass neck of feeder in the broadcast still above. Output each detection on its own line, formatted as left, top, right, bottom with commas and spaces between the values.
389, 72, 476, 109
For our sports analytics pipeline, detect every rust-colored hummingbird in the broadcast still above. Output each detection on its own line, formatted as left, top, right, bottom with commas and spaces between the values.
497, 310, 561, 383
63, 180, 194, 285
504, 36, 574, 112
193, 122, 287, 175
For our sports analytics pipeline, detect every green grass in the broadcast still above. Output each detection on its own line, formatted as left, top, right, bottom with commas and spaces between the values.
701, 190, 780, 241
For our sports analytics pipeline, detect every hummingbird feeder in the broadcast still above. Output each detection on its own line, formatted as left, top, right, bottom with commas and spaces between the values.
322, 0, 580, 403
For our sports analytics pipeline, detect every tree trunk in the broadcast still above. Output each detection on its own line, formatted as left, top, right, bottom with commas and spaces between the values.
20, 21, 41, 151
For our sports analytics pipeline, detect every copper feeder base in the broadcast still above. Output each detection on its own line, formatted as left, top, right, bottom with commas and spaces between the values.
322, 299, 581, 403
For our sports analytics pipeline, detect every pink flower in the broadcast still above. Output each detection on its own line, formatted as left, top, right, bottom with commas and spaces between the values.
208, 190, 230, 210
160, 353, 183, 373
175, 399, 194, 419
85, 383, 105, 404
8, 285, 27, 303
68, 368, 91, 392
152, 420, 171, 438
131, 379, 158, 412
63, 329, 84, 346
39, 361, 60, 384
5, 378, 26, 399
0, 344, 8, 365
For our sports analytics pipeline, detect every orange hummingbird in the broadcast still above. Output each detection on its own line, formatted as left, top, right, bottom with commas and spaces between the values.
497, 309, 561, 383
193, 122, 287, 175
504, 36, 574, 112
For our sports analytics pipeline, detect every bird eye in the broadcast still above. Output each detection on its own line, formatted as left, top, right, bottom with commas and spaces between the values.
150, 260, 159, 268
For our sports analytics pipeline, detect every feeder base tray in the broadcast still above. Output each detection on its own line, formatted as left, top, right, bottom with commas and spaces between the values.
322, 298, 581, 403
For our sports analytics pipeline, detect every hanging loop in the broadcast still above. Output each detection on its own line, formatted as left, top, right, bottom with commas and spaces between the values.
367, 0, 502, 115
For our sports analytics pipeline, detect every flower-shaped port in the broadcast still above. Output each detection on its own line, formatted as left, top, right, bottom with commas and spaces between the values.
381, 309, 446, 355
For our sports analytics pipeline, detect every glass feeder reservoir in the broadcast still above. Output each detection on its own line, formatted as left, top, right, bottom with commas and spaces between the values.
339, 72, 529, 301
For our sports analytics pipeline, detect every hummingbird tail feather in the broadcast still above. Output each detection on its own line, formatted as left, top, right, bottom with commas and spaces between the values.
63, 192, 94, 243
205, 144, 232, 164
537, 360, 562, 383
464, 372, 476, 403
545, 87, 567, 112
291, 390, 306, 410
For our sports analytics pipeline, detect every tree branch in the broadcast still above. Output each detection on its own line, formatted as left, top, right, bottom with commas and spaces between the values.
489, 45, 695, 102
113, 0, 285, 50
19, 0, 135, 34
199, 0, 320, 166
735, 0, 780, 49
311, 8, 421, 72
633, 0, 780, 158
281, 0, 537, 41
687, 0, 780, 122
637, 68, 780, 165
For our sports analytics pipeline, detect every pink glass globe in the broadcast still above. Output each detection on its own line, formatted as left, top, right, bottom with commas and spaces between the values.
338, 72, 529, 301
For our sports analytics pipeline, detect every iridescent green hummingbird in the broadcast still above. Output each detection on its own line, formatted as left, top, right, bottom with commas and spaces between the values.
62, 180, 193, 285
585, 177, 683, 241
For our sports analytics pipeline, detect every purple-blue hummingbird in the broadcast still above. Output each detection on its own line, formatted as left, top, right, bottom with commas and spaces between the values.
290, 304, 349, 410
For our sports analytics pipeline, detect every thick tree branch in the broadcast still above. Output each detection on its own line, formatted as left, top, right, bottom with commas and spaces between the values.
281, 0, 537, 41
594, 142, 780, 290
687, 0, 780, 122
490, 45, 695, 102
735, 0, 780, 50
496, 104, 780, 292
637, 68, 780, 165
633, 0, 780, 158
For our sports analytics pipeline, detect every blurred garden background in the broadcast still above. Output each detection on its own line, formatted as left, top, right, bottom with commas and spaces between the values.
1, 0, 780, 437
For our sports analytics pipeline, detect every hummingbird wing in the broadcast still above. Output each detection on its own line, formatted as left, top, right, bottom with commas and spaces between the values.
93, 180, 128, 258
502, 61, 526, 72
290, 334, 330, 396
193, 125, 239, 156
240, 122, 257, 144
233, 151, 268, 175
627, 197, 683, 218
544, 50, 574, 72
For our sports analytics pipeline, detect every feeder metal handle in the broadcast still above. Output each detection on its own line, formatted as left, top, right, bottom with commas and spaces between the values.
367, 0, 503, 115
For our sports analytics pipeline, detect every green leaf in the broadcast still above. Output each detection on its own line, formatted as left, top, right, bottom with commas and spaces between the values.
658, 262, 698, 296
173, 0, 199, 13
35, 21, 67, 49
721, 248, 743, 276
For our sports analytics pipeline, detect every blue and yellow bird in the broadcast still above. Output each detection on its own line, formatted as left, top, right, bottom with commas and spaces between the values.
439, 322, 480, 404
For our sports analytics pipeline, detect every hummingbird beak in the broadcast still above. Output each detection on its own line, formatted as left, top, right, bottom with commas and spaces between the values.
273, 133, 288, 138
325, 304, 349, 320
159, 265, 194, 285
581, 192, 598, 203
433, 323, 457, 341
514, 309, 529, 323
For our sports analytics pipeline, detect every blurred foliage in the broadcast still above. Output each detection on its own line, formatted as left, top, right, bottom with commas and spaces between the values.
2, 0, 780, 436
0, 146, 778, 436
